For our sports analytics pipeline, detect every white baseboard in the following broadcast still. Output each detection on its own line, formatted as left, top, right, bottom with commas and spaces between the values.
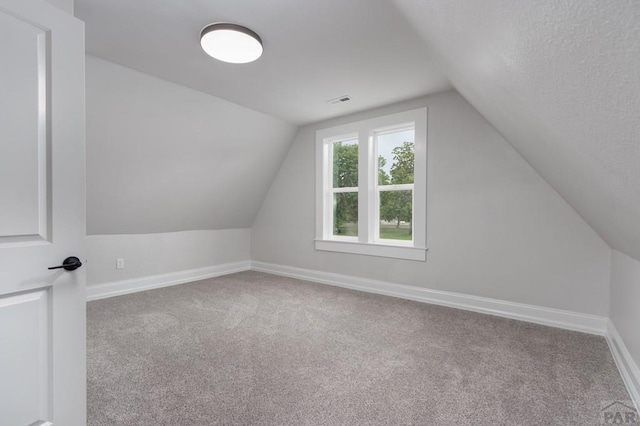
250, 261, 608, 335
606, 320, 640, 411
86, 260, 251, 301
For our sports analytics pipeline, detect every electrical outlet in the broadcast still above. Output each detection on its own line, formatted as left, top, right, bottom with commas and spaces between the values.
116, 258, 125, 269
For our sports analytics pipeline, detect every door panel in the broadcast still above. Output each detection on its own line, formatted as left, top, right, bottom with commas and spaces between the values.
0, 290, 50, 426
0, 10, 48, 240
0, 1, 86, 425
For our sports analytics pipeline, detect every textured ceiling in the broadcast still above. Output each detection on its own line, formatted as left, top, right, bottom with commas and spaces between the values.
75, 0, 451, 125
393, 0, 640, 261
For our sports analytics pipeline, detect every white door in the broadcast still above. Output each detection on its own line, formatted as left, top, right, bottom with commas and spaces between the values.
0, 0, 86, 425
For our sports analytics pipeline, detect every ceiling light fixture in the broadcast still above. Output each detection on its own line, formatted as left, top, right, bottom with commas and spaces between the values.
200, 23, 263, 64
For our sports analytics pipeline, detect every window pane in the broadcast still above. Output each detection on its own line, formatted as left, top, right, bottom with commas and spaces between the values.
379, 190, 412, 240
333, 192, 358, 236
377, 129, 414, 185
332, 139, 358, 188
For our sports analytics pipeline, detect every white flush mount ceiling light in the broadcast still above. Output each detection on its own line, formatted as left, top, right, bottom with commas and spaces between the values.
200, 23, 263, 64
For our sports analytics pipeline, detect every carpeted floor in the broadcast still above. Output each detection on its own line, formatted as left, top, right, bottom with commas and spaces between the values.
88, 271, 631, 425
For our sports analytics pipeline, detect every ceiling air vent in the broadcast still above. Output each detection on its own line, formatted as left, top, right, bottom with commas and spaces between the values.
326, 95, 351, 105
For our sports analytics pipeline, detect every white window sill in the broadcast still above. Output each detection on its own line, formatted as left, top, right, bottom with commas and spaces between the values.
314, 239, 427, 261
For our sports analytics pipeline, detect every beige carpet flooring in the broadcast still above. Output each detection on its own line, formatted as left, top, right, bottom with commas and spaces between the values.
87, 271, 632, 425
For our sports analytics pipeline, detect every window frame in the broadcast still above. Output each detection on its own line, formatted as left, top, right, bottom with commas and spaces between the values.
315, 107, 427, 261
325, 133, 359, 242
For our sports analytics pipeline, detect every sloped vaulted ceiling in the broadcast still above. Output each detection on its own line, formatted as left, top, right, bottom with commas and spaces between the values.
393, 0, 640, 261
77, 0, 451, 235
76, 0, 450, 124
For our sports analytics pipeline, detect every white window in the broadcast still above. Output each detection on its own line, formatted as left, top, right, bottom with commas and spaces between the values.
315, 108, 427, 261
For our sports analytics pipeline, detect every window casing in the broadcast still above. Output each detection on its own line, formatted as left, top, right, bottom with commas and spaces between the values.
315, 108, 427, 261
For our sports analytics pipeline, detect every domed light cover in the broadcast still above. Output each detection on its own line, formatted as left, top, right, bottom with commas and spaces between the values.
200, 23, 263, 64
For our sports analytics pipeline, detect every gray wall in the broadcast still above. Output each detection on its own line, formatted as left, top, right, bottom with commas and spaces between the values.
252, 91, 611, 316
610, 250, 640, 371
85, 56, 296, 285
86, 55, 297, 235
87, 229, 250, 285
